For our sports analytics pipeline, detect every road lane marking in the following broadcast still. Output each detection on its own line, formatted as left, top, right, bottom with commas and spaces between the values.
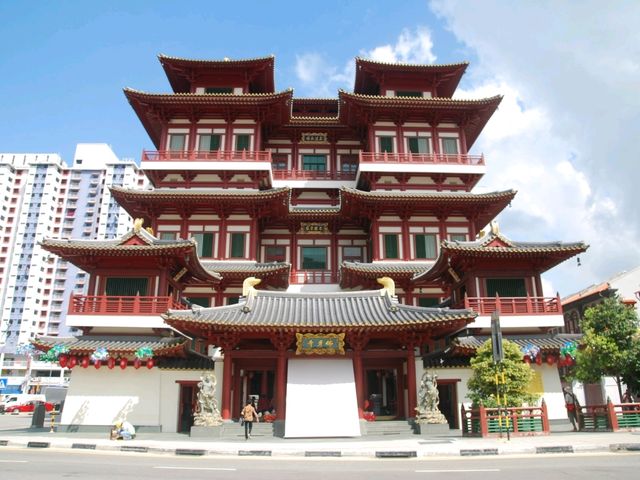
0, 460, 28, 463
416, 469, 500, 473
154, 466, 236, 471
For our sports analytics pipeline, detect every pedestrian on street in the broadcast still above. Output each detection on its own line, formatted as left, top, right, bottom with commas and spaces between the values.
241, 398, 259, 439
563, 386, 581, 431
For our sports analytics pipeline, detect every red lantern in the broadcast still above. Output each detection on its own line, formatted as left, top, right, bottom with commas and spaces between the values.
146, 358, 154, 369
565, 356, 574, 366
523, 356, 531, 364
535, 355, 542, 365
546, 355, 555, 366
119, 358, 127, 370
68, 356, 77, 368
94, 359, 102, 369
58, 355, 68, 368
133, 358, 141, 369
107, 357, 116, 369
81, 356, 90, 368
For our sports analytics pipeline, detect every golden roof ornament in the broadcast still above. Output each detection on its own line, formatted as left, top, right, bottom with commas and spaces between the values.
133, 218, 144, 233
242, 277, 261, 297
490, 220, 500, 235
377, 276, 396, 297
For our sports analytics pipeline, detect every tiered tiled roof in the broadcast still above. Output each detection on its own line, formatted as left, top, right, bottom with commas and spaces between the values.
451, 333, 582, 355
164, 288, 475, 334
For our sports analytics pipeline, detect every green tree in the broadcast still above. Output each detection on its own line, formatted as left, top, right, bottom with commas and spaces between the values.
574, 297, 640, 399
467, 339, 538, 407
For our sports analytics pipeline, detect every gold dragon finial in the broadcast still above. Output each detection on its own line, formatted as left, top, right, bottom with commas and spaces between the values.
242, 277, 262, 297
377, 276, 396, 297
133, 218, 144, 232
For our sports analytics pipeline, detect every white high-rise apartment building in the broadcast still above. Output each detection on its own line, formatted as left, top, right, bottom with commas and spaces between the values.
0, 144, 147, 394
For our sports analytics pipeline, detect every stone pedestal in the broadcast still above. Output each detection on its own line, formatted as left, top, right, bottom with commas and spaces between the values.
190, 425, 223, 438
416, 423, 450, 436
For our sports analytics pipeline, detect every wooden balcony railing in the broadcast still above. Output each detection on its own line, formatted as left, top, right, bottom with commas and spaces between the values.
69, 294, 187, 316
289, 270, 339, 285
272, 169, 357, 181
463, 294, 562, 315
575, 400, 640, 432
142, 150, 272, 163
359, 152, 484, 166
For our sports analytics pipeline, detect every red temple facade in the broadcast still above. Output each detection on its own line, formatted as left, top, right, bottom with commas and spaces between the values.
34, 54, 587, 436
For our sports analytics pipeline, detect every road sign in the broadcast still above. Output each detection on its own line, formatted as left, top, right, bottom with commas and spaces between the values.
0, 378, 7, 389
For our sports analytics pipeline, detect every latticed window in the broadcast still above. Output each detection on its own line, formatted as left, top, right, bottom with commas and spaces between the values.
230, 233, 246, 258
193, 233, 214, 257
198, 134, 221, 151
441, 137, 459, 154
301, 247, 327, 269
379, 136, 394, 153
384, 234, 399, 259
186, 297, 210, 308
168, 134, 186, 151
407, 137, 430, 154
235, 134, 250, 150
415, 234, 437, 259
485, 278, 527, 297
302, 154, 327, 171
418, 297, 440, 307
105, 277, 148, 296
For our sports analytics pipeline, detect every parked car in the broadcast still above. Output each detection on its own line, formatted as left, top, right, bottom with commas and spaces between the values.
5, 401, 54, 413
0, 394, 46, 412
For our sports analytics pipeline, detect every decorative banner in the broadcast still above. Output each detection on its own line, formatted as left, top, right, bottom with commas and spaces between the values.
300, 132, 328, 143
521, 343, 540, 360
296, 333, 345, 356
299, 222, 330, 234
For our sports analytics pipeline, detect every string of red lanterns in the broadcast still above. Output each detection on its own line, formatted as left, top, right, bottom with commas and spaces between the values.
57, 354, 155, 370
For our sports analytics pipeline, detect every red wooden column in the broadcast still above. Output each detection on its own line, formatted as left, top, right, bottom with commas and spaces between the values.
249, 216, 258, 261
405, 337, 419, 419
218, 214, 228, 259
271, 333, 292, 420
218, 335, 238, 420
349, 331, 369, 419
221, 350, 233, 420
401, 215, 410, 260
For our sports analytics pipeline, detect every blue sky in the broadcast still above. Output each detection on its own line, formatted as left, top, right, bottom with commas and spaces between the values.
1, 1, 639, 296
0, 1, 467, 161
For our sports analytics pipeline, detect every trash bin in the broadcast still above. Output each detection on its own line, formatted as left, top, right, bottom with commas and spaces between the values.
31, 402, 46, 428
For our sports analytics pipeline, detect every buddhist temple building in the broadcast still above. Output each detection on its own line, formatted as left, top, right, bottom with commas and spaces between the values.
34, 54, 587, 436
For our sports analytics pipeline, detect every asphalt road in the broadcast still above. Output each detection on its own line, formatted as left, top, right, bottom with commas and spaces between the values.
0, 449, 638, 480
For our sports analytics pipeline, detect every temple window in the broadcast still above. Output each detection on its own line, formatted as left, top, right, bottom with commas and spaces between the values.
204, 87, 234, 94
301, 246, 327, 269
417, 297, 440, 307
414, 233, 437, 259
448, 233, 467, 242
485, 278, 527, 297
378, 136, 394, 153
265, 246, 286, 262
272, 154, 288, 170
198, 134, 221, 151
227, 296, 240, 305
340, 155, 358, 173
159, 232, 177, 241
396, 90, 423, 98
342, 246, 364, 262
193, 232, 215, 257
406, 137, 430, 154
235, 134, 251, 151
440, 137, 459, 155
230, 233, 246, 258
105, 277, 148, 296
168, 133, 186, 151
383, 234, 399, 259
186, 297, 210, 308
302, 154, 327, 171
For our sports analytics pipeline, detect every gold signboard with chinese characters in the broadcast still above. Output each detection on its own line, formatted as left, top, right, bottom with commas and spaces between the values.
296, 333, 345, 356
300, 132, 328, 144
299, 222, 329, 234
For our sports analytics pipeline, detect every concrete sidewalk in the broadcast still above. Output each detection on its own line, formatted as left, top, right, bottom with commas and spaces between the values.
0, 427, 639, 458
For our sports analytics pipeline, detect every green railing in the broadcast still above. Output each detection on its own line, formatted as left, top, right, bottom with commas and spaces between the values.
461, 401, 549, 437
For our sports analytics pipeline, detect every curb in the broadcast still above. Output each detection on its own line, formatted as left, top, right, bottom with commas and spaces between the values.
1, 437, 636, 458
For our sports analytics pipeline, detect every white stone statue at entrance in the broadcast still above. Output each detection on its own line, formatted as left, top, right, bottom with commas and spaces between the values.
193, 371, 222, 427
415, 371, 447, 425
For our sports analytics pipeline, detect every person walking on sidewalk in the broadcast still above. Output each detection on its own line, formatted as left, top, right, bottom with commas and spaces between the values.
241, 398, 259, 439
563, 386, 581, 431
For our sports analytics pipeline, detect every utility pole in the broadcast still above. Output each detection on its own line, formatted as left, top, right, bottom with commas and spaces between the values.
491, 311, 510, 440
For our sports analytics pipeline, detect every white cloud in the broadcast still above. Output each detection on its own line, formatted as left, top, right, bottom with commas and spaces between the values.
294, 27, 437, 97
431, 0, 640, 295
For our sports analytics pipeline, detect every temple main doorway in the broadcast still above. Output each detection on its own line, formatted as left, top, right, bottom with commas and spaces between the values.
177, 382, 198, 433
233, 359, 277, 418
365, 368, 400, 419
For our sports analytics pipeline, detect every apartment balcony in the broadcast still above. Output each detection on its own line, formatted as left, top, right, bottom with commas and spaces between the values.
289, 270, 339, 285
69, 294, 187, 316
272, 169, 357, 181
462, 295, 564, 329
142, 149, 272, 163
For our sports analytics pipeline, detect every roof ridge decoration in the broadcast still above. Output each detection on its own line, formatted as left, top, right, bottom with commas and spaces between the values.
158, 53, 275, 63
339, 89, 504, 104
123, 87, 293, 98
